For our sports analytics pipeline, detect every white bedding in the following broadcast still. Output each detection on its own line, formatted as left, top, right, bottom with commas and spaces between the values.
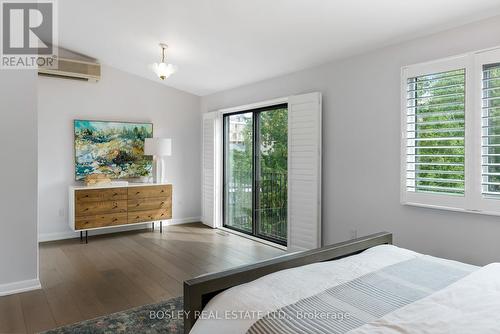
349, 263, 500, 334
190, 245, 423, 334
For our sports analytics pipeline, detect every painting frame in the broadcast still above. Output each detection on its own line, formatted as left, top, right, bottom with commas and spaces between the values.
73, 119, 154, 181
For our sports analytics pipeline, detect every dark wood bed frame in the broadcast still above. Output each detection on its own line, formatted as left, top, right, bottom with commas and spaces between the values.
183, 232, 392, 333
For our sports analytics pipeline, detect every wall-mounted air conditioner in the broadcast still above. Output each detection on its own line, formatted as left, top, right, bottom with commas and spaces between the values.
38, 57, 101, 82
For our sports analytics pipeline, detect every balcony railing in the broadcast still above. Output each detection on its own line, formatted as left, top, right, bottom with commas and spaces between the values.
226, 171, 287, 244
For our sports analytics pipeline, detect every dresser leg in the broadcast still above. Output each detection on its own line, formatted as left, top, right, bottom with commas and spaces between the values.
80, 231, 83, 243
85, 231, 88, 244
152, 222, 155, 231
160, 222, 162, 234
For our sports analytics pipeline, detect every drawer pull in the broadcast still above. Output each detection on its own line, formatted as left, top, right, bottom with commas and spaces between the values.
112, 218, 118, 222
161, 189, 165, 193
113, 193, 118, 196
161, 201, 165, 205
136, 203, 140, 207
84, 208, 89, 211
136, 191, 140, 195
135, 216, 140, 219
84, 195, 89, 198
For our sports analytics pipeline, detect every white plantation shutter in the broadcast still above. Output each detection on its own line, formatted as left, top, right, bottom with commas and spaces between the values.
287, 92, 322, 251
401, 56, 471, 211
402, 48, 500, 216
202, 111, 221, 228
405, 69, 466, 195
481, 62, 500, 198
476, 48, 500, 214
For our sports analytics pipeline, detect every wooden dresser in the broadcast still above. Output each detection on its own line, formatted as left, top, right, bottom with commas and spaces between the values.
69, 183, 172, 242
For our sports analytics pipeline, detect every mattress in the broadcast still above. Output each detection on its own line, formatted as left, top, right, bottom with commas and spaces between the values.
190, 245, 481, 334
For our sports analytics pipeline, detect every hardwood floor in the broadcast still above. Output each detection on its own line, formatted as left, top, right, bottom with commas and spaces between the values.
0, 223, 285, 334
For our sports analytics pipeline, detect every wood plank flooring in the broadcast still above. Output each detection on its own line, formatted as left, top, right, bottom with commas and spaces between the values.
0, 223, 284, 334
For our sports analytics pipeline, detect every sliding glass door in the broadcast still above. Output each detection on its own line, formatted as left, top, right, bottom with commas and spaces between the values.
224, 112, 253, 233
255, 109, 288, 243
223, 104, 288, 245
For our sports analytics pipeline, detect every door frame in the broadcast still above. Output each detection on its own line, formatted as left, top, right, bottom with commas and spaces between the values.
222, 103, 288, 246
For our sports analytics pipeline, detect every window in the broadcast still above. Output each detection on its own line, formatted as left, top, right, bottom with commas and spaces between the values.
401, 47, 500, 215
406, 69, 466, 195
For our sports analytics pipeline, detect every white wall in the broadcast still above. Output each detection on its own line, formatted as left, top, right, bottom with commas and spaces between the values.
201, 15, 500, 265
0, 70, 39, 294
38, 65, 201, 240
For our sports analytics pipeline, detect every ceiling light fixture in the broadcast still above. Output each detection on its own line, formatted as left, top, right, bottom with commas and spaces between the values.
154, 43, 176, 80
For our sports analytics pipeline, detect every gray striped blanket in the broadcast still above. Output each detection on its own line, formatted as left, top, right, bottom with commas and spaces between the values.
247, 257, 477, 334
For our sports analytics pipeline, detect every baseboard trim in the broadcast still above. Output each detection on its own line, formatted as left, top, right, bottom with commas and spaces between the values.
166, 216, 202, 225
38, 216, 202, 242
38, 231, 79, 242
0, 278, 41, 297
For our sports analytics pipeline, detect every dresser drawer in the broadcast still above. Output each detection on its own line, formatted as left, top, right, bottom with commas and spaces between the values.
128, 197, 171, 212
75, 212, 128, 230
76, 188, 127, 202
128, 208, 172, 224
128, 185, 171, 200
75, 200, 127, 217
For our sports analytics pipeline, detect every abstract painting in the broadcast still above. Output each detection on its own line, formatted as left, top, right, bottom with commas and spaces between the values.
74, 120, 153, 180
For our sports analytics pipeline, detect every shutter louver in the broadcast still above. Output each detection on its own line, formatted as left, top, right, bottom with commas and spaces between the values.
406, 69, 466, 195
482, 63, 500, 198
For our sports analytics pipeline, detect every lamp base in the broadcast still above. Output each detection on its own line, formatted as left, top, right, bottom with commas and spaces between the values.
152, 157, 167, 183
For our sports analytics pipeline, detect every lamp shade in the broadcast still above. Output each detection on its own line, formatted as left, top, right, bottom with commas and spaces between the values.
154, 62, 176, 80
144, 138, 172, 156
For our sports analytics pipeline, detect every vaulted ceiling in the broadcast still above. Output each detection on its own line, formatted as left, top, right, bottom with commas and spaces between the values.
59, 0, 500, 96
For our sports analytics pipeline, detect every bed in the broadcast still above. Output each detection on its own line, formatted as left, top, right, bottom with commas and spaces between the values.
183, 232, 500, 333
